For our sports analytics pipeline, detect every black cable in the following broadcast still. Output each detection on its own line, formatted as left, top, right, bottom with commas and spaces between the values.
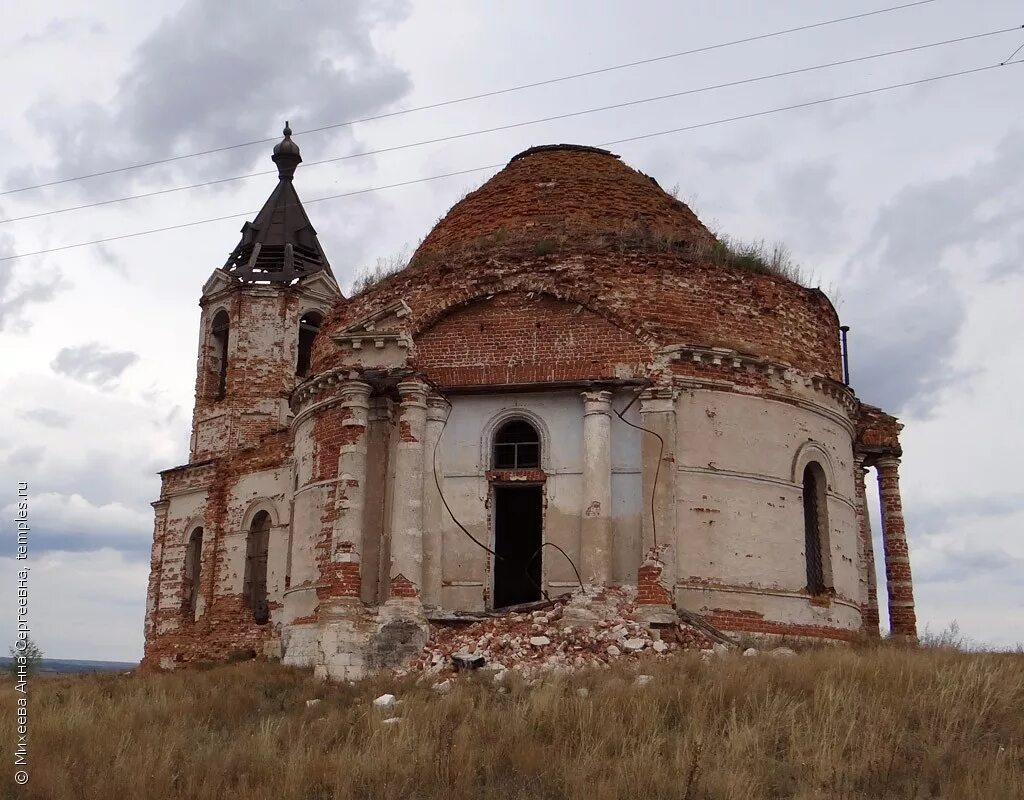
422, 378, 501, 560
0, 0, 939, 197
611, 383, 664, 550
3, 59, 1021, 264
526, 542, 588, 601
8, 25, 1017, 226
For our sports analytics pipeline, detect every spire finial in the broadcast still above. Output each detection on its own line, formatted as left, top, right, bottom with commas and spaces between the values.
272, 120, 302, 179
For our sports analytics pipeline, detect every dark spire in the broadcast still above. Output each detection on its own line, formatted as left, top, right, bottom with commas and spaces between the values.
222, 122, 332, 283
272, 121, 301, 179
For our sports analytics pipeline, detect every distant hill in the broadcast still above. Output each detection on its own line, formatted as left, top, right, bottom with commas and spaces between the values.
0, 657, 137, 674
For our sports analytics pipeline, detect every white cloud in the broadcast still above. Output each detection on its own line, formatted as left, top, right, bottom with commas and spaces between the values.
0, 549, 147, 662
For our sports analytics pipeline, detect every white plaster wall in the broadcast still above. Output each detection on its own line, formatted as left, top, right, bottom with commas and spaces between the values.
219, 468, 291, 607
610, 398, 643, 583
674, 388, 860, 630
436, 390, 641, 610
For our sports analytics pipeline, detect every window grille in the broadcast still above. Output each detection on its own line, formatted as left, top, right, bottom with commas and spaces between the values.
493, 419, 541, 469
803, 465, 826, 594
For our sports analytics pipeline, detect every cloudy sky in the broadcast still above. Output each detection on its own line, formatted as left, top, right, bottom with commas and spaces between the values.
1, 1, 1021, 661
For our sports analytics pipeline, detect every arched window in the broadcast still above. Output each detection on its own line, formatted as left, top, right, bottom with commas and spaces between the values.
182, 527, 203, 616
802, 463, 830, 594
296, 310, 323, 377
244, 511, 271, 624
493, 419, 540, 469
211, 310, 230, 400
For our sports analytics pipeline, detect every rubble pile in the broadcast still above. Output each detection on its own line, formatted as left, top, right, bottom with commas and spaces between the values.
399, 586, 719, 679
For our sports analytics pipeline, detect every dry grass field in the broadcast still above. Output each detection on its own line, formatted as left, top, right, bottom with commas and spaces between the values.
3, 643, 1022, 799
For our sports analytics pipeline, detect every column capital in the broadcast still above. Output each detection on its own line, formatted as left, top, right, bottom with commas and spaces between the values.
581, 389, 613, 415
426, 395, 451, 423
639, 385, 677, 414
338, 379, 372, 408
875, 455, 902, 471
397, 379, 429, 408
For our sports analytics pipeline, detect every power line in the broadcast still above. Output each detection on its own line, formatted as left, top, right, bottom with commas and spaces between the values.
0, 0, 938, 198
2, 59, 1019, 265
1001, 38, 1024, 64
600, 62, 1018, 147
5, 25, 1018, 227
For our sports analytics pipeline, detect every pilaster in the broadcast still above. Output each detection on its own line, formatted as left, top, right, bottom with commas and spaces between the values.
387, 379, 429, 602
580, 391, 613, 585
422, 395, 451, 607
636, 386, 678, 607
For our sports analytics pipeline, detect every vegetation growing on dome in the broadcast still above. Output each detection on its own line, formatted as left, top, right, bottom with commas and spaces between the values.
350, 245, 410, 296
346, 224, 833, 301
693, 235, 806, 284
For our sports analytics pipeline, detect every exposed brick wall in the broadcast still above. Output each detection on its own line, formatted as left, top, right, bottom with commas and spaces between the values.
312, 148, 841, 383
636, 548, 673, 606
314, 258, 840, 388
705, 609, 861, 642
414, 292, 653, 386
390, 574, 418, 599
856, 403, 903, 459
417, 145, 714, 256
142, 432, 291, 668
310, 401, 368, 602
191, 285, 333, 461
485, 468, 547, 484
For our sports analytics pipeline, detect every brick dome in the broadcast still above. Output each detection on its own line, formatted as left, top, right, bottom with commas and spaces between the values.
311, 144, 842, 382
414, 144, 715, 259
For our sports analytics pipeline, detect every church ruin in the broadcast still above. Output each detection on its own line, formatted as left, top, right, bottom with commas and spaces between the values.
142, 126, 917, 677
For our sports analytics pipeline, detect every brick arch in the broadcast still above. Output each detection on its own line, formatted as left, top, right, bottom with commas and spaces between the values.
412, 290, 655, 387
408, 280, 658, 349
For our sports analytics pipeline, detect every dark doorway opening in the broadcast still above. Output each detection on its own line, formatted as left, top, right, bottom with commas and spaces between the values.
493, 485, 543, 609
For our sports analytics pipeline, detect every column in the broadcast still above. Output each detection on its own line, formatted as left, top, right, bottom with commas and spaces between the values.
876, 456, 917, 639
325, 380, 372, 600
580, 391, 613, 585
387, 379, 429, 602
421, 395, 451, 608
853, 456, 880, 637
636, 386, 677, 607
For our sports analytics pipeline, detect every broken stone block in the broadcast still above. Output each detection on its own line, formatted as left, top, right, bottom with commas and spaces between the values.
634, 674, 654, 688
373, 693, 396, 708
452, 651, 486, 671
623, 638, 646, 651
606, 644, 621, 657
432, 679, 452, 693
652, 640, 668, 654
381, 717, 401, 725
771, 646, 797, 657
742, 647, 759, 657
529, 636, 551, 647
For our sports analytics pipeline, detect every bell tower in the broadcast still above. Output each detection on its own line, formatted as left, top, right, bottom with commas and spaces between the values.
189, 123, 342, 460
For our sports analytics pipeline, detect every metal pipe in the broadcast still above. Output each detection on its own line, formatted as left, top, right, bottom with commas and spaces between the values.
840, 325, 851, 386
